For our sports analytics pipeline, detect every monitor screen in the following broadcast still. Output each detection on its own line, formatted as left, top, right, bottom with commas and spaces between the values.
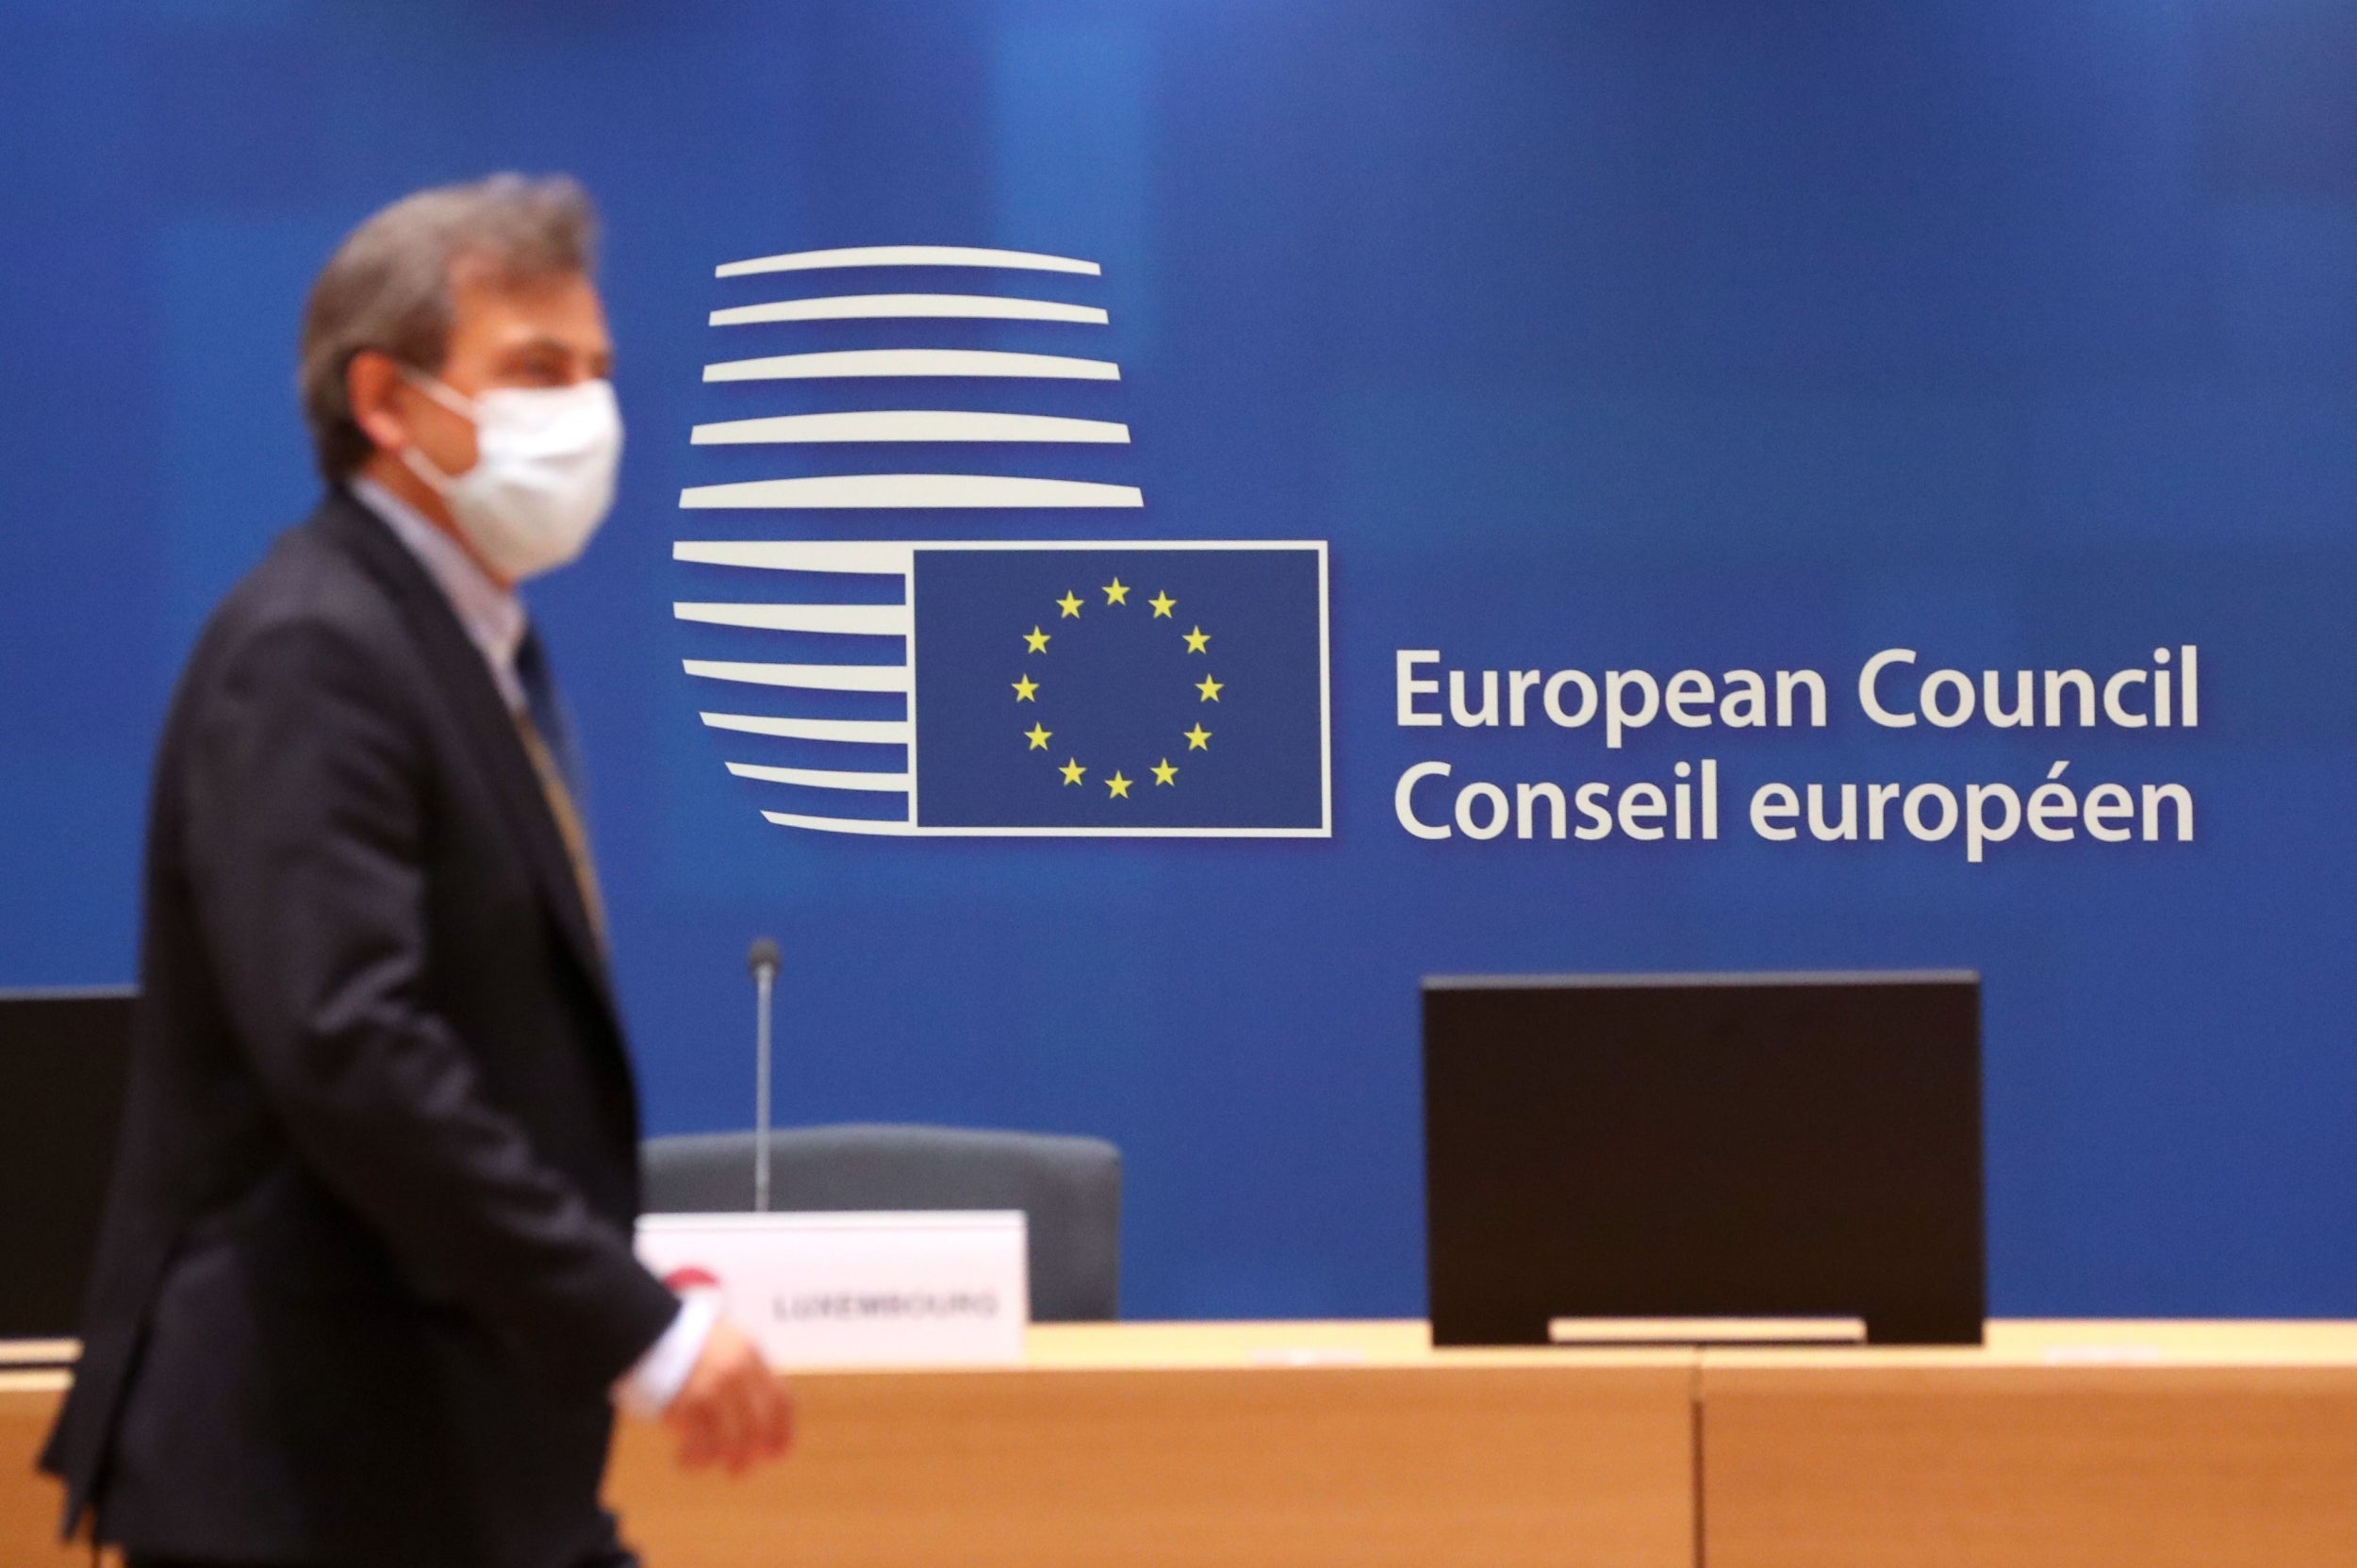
0, 987, 132, 1342
1424, 971, 1984, 1346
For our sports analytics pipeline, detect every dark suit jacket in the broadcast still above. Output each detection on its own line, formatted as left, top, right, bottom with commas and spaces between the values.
41, 489, 681, 1568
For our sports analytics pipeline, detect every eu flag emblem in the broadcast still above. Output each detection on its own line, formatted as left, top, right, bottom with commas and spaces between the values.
674, 539, 1330, 837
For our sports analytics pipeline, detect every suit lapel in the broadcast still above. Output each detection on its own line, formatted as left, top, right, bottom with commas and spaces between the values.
311, 490, 620, 1022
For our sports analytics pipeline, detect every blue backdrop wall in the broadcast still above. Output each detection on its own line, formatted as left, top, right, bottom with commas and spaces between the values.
4, 0, 2353, 1320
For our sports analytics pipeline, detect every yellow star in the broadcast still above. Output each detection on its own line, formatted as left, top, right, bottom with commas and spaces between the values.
1025, 723, 1051, 751
1105, 771, 1132, 799
1060, 758, 1086, 785
1195, 674, 1224, 702
1023, 625, 1050, 653
1148, 591, 1177, 619
1012, 673, 1040, 702
1183, 625, 1211, 653
1183, 723, 1211, 751
1102, 577, 1130, 605
1057, 591, 1084, 619
1151, 758, 1178, 786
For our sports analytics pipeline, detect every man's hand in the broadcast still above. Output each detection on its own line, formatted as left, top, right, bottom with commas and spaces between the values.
663, 1318, 793, 1474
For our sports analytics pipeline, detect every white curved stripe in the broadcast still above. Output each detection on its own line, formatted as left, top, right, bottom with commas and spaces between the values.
701, 711, 911, 744
711, 294, 1106, 327
674, 602, 912, 635
692, 411, 1129, 445
761, 810, 919, 835
727, 761, 912, 793
718, 245, 1098, 278
676, 540, 914, 573
683, 659, 909, 692
703, 350, 1118, 382
681, 474, 1144, 510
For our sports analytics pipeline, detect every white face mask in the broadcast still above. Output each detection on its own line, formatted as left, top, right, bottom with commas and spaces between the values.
399, 372, 623, 583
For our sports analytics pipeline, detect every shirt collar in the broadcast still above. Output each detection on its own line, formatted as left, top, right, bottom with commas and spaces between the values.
348, 475, 529, 716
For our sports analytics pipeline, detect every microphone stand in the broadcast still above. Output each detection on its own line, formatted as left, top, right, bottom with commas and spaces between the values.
748, 937, 781, 1213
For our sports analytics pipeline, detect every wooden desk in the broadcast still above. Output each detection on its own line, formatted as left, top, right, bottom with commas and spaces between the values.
1701, 1320, 2357, 1568
9, 1322, 2357, 1567
1, 1325, 1696, 1568
609, 1322, 1694, 1567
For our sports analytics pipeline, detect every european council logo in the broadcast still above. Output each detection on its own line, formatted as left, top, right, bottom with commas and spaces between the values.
675, 538, 1330, 836
674, 242, 1330, 839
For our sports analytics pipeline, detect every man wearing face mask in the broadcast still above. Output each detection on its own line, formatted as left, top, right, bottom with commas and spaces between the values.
40, 174, 791, 1568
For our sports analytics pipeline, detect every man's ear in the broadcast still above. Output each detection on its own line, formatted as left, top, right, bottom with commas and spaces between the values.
345, 350, 411, 457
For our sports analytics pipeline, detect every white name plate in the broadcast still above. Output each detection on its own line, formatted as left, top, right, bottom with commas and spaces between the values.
636, 1211, 1029, 1368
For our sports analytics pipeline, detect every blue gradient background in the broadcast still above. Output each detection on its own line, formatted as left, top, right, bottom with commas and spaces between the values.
3, 0, 2352, 1318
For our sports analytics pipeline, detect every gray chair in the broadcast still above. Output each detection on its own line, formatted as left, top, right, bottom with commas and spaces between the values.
641, 1123, 1122, 1321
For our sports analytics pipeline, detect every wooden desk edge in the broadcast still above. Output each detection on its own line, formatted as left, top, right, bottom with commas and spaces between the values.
9, 1319, 2357, 1384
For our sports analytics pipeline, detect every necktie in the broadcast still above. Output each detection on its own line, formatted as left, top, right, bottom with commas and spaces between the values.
513, 627, 608, 949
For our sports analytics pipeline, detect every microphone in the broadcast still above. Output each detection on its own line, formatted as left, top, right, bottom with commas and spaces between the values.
747, 937, 780, 1213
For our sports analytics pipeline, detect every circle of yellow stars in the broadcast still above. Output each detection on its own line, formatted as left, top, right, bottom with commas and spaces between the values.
1014, 574, 1220, 799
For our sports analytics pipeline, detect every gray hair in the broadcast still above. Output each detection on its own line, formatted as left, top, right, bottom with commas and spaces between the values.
298, 173, 599, 480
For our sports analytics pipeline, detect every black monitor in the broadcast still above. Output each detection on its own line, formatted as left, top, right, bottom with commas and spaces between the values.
1424, 971, 1984, 1347
0, 987, 133, 1342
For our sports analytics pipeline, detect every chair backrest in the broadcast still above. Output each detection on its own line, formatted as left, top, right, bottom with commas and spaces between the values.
641, 1123, 1122, 1322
